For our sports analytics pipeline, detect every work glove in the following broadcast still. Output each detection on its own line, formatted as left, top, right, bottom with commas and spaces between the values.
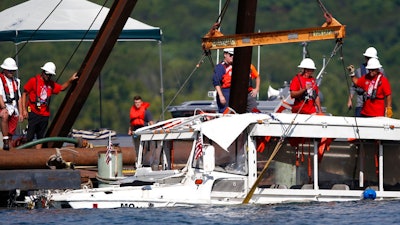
385, 107, 393, 118
347, 65, 355, 76
304, 88, 317, 100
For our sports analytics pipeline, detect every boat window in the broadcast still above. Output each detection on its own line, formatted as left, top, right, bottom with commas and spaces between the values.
192, 132, 248, 175
140, 140, 192, 171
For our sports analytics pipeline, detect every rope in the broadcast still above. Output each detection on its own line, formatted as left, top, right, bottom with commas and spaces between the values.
12, 0, 110, 82
242, 99, 307, 204
315, 39, 343, 86
158, 53, 210, 121
13, 0, 63, 58
163, 1, 231, 121
56, 0, 110, 82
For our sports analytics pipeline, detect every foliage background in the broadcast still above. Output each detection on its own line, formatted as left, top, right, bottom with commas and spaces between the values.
0, 0, 399, 134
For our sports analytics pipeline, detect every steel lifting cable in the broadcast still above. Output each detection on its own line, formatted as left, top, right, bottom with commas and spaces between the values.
12, 0, 110, 82
315, 39, 343, 86
215, 0, 231, 27
334, 40, 362, 139
162, 0, 232, 120
316, 0, 332, 20
203, 0, 231, 68
158, 53, 210, 121
243, 99, 308, 204
14, 0, 63, 59
56, 0, 110, 82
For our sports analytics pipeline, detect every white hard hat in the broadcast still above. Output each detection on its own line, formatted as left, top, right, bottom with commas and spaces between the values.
0, 57, 18, 71
363, 47, 378, 59
223, 48, 234, 55
298, 58, 316, 70
365, 58, 382, 69
41, 62, 56, 75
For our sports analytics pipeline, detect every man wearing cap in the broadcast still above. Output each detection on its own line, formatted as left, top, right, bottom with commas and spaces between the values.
212, 48, 261, 113
348, 58, 392, 117
0, 57, 23, 150
21, 62, 78, 149
347, 47, 385, 117
212, 48, 234, 113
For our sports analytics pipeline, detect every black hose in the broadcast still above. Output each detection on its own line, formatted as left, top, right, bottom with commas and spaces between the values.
16, 137, 80, 149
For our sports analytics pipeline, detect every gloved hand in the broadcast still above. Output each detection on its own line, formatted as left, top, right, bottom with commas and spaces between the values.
347, 65, 355, 76
304, 88, 317, 100
386, 107, 393, 118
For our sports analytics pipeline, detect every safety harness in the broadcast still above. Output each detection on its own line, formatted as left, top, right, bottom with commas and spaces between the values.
33, 76, 52, 108
0, 73, 19, 104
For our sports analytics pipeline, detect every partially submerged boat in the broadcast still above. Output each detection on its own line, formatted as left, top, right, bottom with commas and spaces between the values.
35, 112, 400, 209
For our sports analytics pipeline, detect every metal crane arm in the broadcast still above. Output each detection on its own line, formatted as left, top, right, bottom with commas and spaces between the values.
202, 16, 345, 50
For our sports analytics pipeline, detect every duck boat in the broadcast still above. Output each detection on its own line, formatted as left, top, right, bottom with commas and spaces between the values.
34, 111, 400, 209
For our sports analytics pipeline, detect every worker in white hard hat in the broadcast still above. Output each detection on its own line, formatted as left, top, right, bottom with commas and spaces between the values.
347, 47, 385, 117
289, 58, 322, 114
348, 58, 392, 117
0, 57, 23, 150
21, 62, 78, 149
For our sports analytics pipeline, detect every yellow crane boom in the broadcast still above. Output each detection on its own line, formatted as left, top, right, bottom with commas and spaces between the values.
202, 16, 345, 50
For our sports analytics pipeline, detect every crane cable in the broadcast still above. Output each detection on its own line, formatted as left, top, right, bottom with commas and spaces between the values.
55, 0, 110, 82
316, 0, 332, 23
204, 0, 231, 69
162, 0, 232, 119
243, 98, 308, 204
13, 0, 63, 60
158, 53, 210, 121
11, 0, 110, 82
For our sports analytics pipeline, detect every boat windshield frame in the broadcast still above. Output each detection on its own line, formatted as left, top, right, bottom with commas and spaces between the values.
192, 132, 248, 175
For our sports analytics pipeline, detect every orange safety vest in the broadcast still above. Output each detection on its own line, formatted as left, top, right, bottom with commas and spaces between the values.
220, 63, 233, 89
130, 102, 150, 127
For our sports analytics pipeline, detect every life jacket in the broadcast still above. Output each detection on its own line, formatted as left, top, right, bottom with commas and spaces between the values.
0, 73, 19, 104
366, 73, 383, 100
248, 64, 258, 92
130, 102, 150, 127
220, 62, 232, 89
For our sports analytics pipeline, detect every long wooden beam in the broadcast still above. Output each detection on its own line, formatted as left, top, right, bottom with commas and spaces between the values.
46, 1, 138, 147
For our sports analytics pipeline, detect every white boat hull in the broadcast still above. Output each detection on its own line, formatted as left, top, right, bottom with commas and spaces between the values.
36, 113, 400, 209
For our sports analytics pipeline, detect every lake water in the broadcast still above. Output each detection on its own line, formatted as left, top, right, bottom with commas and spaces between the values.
1, 200, 400, 224
3, 135, 399, 224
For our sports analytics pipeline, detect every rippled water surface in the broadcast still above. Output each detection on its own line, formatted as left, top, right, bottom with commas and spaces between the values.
1, 200, 400, 225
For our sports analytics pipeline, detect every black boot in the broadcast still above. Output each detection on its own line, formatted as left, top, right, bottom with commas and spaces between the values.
3, 138, 9, 151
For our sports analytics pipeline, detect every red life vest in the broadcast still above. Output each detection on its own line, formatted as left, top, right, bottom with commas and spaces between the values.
0, 73, 19, 103
130, 102, 150, 127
